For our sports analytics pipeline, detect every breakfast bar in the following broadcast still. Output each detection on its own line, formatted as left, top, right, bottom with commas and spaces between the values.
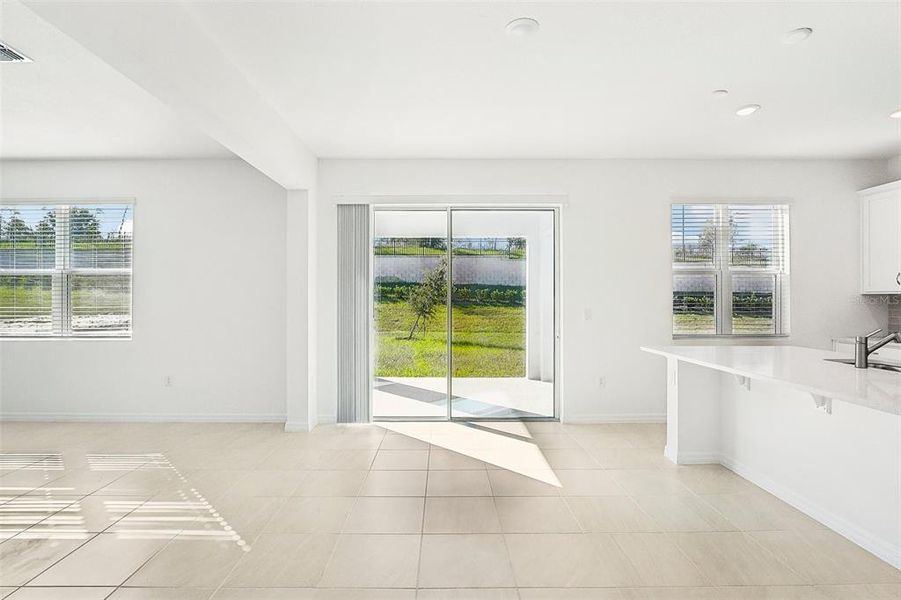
642, 345, 901, 569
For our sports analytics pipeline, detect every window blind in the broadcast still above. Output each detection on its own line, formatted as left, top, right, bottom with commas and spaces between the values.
671, 204, 717, 266
729, 204, 788, 270
0, 203, 133, 338
671, 203, 789, 337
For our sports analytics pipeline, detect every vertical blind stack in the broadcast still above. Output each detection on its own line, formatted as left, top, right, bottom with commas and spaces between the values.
337, 204, 371, 423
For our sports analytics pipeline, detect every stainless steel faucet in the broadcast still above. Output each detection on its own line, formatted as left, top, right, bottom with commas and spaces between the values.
854, 329, 901, 368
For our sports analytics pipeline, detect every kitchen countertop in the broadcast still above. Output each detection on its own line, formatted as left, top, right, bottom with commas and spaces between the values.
833, 337, 901, 347
641, 345, 901, 416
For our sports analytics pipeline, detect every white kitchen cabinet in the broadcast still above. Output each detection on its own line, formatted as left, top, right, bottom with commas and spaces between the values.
860, 180, 901, 294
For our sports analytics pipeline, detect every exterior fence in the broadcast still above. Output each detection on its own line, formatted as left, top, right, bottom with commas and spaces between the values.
375, 255, 526, 287
374, 237, 525, 258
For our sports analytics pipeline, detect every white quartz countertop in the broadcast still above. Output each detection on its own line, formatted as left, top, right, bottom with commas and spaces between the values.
832, 337, 901, 347
641, 345, 901, 416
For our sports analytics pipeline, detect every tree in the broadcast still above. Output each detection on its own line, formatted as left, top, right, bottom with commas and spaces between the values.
3, 211, 33, 243
697, 223, 716, 260
695, 217, 737, 262
733, 241, 770, 266
407, 258, 447, 339
426, 237, 446, 251
70, 208, 102, 240
507, 237, 526, 256
35, 211, 56, 245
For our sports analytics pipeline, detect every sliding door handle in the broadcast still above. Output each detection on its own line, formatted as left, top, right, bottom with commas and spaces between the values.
896, 272, 900, 286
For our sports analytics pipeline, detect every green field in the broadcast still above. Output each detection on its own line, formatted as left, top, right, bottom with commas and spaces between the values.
0, 283, 51, 315
374, 246, 446, 256
0, 278, 129, 319
375, 300, 525, 377
0, 241, 130, 250
673, 313, 773, 335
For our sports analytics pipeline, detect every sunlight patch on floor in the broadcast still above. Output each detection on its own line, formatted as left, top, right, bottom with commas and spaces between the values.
0, 454, 63, 471
373, 376, 554, 419
382, 421, 561, 487
0, 452, 250, 549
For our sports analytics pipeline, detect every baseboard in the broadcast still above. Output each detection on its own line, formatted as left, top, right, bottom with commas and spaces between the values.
0, 412, 286, 423
720, 454, 901, 570
284, 420, 310, 432
563, 413, 666, 424
677, 450, 721, 464
663, 445, 718, 465
314, 414, 662, 425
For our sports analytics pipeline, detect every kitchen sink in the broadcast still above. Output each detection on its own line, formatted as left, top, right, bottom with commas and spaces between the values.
824, 358, 901, 373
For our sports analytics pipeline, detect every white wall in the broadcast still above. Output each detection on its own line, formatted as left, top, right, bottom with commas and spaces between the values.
888, 155, 901, 181
1, 157, 893, 424
285, 185, 321, 432
317, 159, 891, 423
0, 159, 289, 421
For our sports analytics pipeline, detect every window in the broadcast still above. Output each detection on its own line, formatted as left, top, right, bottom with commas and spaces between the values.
0, 203, 133, 338
672, 203, 789, 336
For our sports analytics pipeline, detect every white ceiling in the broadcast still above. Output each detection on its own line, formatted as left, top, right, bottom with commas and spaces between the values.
3, 1, 901, 162
191, 1, 901, 160
0, 1, 230, 159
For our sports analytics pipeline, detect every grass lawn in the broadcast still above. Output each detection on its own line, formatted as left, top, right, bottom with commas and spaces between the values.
0, 241, 130, 250
0, 281, 51, 315
674, 313, 773, 335
374, 246, 446, 256
0, 241, 46, 250
454, 248, 524, 259
375, 300, 525, 377
0, 279, 129, 319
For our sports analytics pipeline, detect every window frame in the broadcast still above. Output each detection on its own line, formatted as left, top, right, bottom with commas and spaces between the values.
671, 201, 790, 339
0, 198, 135, 341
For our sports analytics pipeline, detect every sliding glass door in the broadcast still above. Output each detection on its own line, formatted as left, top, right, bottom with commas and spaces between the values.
372, 209, 449, 420
450, 209, 555, 418
372, 207, 556, 421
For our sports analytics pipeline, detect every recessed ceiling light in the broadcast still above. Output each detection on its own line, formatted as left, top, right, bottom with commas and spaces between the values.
890, 109, 901, 119
783, 27, 813, 44
506, 17, 540, 36
736, 104, 761, 117
712, 89, 729, 97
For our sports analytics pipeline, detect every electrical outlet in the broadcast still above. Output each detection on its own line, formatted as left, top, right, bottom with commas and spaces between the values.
164, 376, 173, 387
584, 307, 593, 321
598, 376, 606, 388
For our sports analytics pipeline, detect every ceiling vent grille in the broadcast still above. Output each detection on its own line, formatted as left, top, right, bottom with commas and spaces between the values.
0, 42, 31, 63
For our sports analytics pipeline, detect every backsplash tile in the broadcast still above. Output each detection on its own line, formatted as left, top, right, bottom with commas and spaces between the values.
889, 300, 901, 332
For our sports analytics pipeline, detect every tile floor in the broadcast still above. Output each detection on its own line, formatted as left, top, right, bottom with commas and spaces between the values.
0, 421, 898, 599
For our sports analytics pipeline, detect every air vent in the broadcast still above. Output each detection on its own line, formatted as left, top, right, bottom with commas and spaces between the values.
0, 42, 31, 63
